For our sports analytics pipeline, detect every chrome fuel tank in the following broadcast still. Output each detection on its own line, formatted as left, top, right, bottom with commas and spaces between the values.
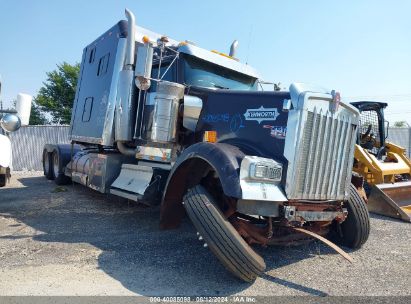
67, 151, 129, 193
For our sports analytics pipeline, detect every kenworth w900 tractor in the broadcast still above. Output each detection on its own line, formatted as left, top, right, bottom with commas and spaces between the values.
43, 9, 369, 281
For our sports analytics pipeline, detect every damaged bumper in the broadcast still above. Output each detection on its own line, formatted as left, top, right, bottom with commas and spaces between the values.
239, 155, 347, 223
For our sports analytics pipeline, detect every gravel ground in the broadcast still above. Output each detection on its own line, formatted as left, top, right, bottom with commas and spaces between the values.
0, 172, 410, 296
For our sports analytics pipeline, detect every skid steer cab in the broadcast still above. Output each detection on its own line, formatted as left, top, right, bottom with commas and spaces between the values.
43, 8, 370, 282
351, 101, 411, 222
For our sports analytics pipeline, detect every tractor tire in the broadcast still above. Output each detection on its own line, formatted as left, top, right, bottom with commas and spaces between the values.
52, 151, 70, 185
183, 185, 265, 282
43, 150, 54, 180
336, 184, 370, 249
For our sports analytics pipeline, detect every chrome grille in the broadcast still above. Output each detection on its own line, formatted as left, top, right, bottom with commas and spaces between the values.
289, 107, 357, 200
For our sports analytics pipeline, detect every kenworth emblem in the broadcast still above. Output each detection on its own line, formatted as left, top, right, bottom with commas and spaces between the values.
244, 106, 280, 124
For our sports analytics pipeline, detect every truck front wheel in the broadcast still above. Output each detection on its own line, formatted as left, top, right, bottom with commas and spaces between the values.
183, 185, 265, 282
334, 184, 370, 249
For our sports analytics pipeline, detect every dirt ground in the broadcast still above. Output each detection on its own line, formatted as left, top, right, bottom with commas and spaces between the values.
0, 171, 410, 296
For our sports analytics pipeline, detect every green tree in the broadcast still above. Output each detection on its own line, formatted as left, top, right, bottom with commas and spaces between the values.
29, 101, 48, 125
393, 121, 408, 128
35, 62, 80, 124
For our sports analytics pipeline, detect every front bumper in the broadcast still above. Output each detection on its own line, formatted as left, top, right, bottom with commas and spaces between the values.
237, 198, 347, 223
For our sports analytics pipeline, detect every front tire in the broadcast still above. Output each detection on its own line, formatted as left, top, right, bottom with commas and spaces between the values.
183, 185, 265, 282
336, 184, 370, 249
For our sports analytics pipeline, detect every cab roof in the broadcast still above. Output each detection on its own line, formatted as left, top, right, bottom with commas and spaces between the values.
350, 101, 388, 111
133, 24, 260, 79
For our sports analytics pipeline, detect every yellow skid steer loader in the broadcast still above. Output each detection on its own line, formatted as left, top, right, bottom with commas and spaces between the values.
351, 101, 411, 222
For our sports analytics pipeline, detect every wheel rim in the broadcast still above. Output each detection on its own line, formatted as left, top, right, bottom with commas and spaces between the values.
53, 153, 59, 178
44, 153, 50, 174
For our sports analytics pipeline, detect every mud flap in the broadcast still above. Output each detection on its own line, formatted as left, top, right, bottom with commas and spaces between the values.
368, 182, 411, 222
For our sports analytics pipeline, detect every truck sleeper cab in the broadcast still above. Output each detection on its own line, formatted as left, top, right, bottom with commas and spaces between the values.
43, 9, 370, 282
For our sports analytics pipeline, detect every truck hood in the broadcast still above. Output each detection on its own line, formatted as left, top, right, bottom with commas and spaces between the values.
189, 87, 291, 163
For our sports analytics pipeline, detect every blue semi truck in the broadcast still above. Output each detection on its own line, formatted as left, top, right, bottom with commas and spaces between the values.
43, 9, 369, 281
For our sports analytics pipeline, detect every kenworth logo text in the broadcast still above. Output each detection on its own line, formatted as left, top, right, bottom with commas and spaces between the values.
243, 106, 280, 124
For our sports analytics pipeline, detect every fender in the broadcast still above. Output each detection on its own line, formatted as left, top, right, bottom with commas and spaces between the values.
160, 142, 245, 229
43, 143, 82, 175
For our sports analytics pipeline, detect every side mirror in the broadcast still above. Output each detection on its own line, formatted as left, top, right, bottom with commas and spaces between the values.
385, 120, 389, 139
1, 113, 21, 132
135, 43, 153, 90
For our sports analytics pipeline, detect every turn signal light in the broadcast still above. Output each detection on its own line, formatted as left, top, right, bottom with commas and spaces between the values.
142, 36, 150, 43
203, 131, 217, 143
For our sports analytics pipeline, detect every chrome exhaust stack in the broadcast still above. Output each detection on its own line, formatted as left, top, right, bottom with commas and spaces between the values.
229, 40, 238, 58
124, 8, 136, 69
115, 8, 137, 143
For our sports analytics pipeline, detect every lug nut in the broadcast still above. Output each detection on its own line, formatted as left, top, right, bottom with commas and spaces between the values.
203, 243, 208, 248
199, 236, 203, 241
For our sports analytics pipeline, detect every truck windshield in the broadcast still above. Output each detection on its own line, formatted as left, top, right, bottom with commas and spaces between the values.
182, 55, 257, 91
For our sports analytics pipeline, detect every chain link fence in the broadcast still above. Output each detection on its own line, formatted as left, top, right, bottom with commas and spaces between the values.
5, 125, 411, 171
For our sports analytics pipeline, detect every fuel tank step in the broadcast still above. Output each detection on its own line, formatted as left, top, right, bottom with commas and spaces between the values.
110, 164, 153, 201
109, 188, 142, 202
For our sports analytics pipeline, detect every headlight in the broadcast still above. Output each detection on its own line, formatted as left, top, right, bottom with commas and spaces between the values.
249, 159, 282, 182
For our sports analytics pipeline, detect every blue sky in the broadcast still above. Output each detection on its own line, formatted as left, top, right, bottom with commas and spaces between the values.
0, 0, 410, 123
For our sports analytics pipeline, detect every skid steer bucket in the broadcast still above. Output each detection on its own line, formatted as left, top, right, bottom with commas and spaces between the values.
368, 182, 411, 222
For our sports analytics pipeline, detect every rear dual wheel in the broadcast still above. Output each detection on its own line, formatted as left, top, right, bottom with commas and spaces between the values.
52, 151, 70, 185
183, 185, 265, 282
43, 150, 53, 180
42, 149, 70, 185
